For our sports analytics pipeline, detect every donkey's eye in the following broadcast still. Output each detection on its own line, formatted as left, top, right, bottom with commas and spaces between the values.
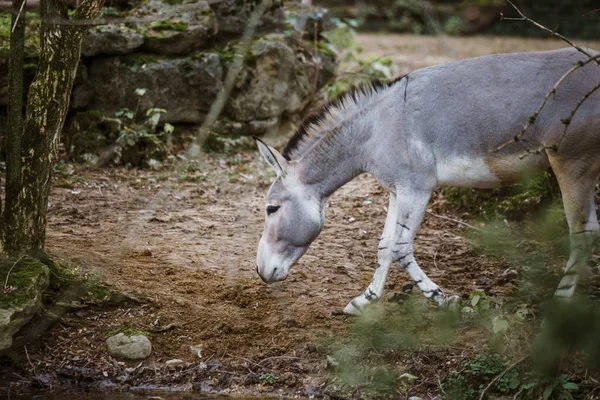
266, 205, 280, 215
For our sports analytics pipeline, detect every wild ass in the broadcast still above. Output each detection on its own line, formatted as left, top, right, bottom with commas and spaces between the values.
255, 47, 600, 315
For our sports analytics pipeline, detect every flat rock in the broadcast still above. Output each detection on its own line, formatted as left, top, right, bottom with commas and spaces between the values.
82, 25, 144, 57
106, 333, 152, 360
0, 259, 50, 351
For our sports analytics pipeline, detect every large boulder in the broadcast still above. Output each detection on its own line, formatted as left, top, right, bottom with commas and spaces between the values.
72, 53, 223, 124
0, 258, 50, 351
225, 34, 312, 122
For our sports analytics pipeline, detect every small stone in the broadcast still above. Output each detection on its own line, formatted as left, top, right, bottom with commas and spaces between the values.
306, 343, 317, 353
165, 359, 185, 366
189, 344, 203, 358
408, 397, 424, 400
386, 292, 406, 303
106, 333, 152, 360
399, 372, 419, 384
402, 282, 414, 293
326, 355, 338, 369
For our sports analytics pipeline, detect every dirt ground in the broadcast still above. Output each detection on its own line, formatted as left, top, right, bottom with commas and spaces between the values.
4, 34, 600, 398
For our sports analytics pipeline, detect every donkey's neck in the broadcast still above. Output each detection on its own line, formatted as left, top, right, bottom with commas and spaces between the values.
297, 127, 369, 199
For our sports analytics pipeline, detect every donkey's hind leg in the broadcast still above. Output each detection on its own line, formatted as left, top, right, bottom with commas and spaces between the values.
550, 157, 600, 298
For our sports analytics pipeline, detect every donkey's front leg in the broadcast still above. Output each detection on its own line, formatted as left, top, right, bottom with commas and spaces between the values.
343, 193, 399, 315
390, 187, 447, 305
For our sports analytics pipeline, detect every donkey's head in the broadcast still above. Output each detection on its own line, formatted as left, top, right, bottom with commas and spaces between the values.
254, 138, 325, 283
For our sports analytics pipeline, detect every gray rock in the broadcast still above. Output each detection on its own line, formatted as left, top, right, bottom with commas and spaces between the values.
82, 25, 144, 57
225, 34, 311, 122
74, 53, 223, 124
141, 0, 217, 55
0, 259, 50, 351
211, 0, 285, 36
106, 333, 152, 360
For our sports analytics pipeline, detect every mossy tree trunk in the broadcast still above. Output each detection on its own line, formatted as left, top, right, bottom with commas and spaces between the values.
4, 0, 27, 254
3, 0, 102, 255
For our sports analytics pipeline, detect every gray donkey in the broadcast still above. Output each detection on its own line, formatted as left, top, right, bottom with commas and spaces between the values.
255, 47, 600, 315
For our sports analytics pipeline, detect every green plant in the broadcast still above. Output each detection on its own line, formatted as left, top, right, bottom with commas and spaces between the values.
100, 7, 120, 17
444, 354, 521, 400
259, 372, 277, 385
110, 89, 173, 166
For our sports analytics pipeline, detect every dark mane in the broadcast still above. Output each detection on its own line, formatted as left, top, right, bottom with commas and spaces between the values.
281, 76, 407, 161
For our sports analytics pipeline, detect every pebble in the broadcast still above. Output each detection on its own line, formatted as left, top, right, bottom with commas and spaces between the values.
189, 344, 203, 358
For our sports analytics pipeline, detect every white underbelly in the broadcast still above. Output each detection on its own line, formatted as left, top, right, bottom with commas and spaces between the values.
436, 157, 502, 188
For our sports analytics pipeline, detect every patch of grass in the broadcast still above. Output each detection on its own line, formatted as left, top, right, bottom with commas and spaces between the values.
441, 171, 560, 220
444, 354, 521, 400
106, 326, 150, 338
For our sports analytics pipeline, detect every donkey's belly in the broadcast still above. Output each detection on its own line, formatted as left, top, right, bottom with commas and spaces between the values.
436, 153, 550, 188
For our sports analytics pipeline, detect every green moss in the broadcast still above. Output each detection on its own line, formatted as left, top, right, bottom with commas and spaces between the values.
150, 19, 189, 32
106, 326, 150, 338
0, 257, 48, 309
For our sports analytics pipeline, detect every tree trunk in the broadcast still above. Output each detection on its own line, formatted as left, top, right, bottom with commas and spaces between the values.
3, 0, 102, 254
3, 0, 27, 255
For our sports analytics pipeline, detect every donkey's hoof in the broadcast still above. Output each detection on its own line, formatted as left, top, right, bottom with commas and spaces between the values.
343, 300, 364, 316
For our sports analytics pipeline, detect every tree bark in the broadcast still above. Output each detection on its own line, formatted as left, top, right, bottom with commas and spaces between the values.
3, 0, 102, 254
3, 0, 27, 255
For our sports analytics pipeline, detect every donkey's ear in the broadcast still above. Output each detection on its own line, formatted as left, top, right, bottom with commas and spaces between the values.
254, 137, 288, 177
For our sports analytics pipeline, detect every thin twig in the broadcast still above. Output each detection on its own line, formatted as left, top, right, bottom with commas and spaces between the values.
425, 211, 484, 232
502, 0, 593, 60
582, 8, 600, 17
11, 0, 27, 33
3, 255, 25, 292
555, 80, 600, 150
517, 78, 600, 159
478, 356, 528, 400
494, 53, 600, 152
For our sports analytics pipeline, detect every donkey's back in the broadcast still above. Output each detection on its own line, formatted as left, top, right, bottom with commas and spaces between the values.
384, 47, 600, 188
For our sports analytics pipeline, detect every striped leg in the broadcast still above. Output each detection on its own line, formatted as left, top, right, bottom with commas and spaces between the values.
343, 184, 449, 315
551, 158, 599, 298
344, 193, 398, 315
554, 187, 599, 297
390, 187, 447, 305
